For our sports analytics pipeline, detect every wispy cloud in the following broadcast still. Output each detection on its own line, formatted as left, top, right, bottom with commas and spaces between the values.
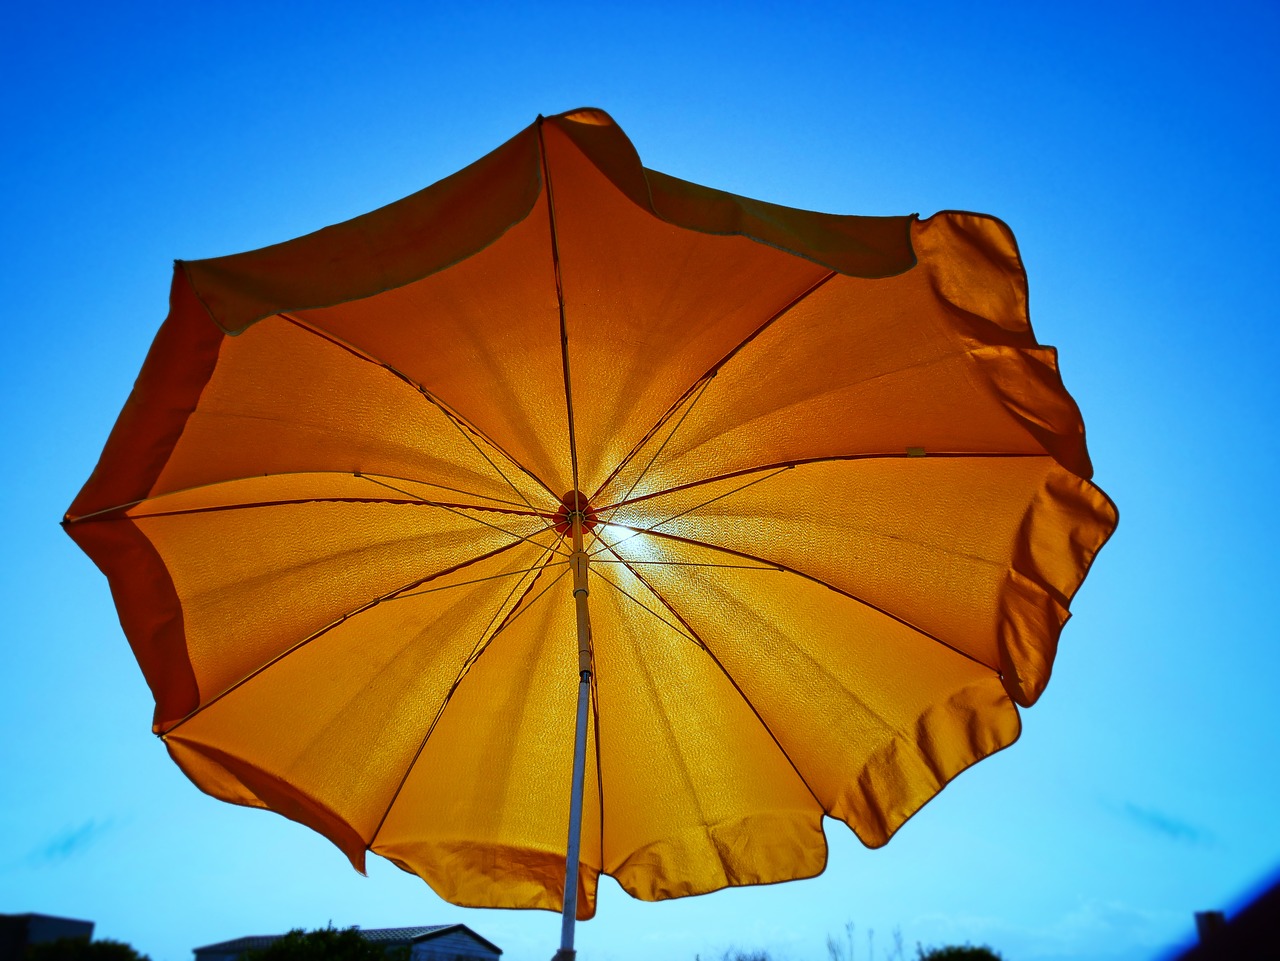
30, 818, 116, 864
1118, 802, 1213, 845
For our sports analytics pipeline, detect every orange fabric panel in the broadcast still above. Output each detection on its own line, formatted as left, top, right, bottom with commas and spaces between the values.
542, 121, 834, 496
598, 456, 1114, 704
290, 192, 571, 498
594, 214, 1093, 511
589, 562, 824, 900
150, 314, 549, 509
165, 537, 562, 857
374, 564, 603, 918
133, 495, 549, 721
592, 534, 1021, 845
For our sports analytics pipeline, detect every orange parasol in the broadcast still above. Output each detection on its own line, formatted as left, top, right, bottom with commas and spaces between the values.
64, 108, 1116, 959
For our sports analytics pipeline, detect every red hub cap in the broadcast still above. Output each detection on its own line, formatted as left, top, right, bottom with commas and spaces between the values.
553, 491, 597, 536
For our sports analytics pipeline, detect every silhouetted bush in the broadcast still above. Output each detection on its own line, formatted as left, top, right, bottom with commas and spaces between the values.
26, 939, 150, 961
916, 945, 1003, 961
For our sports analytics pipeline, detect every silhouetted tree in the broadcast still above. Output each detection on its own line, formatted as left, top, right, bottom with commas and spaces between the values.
26, 939, 150, 961
242, 928, 404, 961
916, 945, 1003, 961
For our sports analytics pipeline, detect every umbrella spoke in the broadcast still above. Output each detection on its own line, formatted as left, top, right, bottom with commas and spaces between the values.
589, 519, 781, 573
482, 558, 570, 644
280, 312, 560, 528
160, 537, 540, 735
386, 561, 568, 600
360, 474, 571, 557
589, 566, 703, 649
597, 451, 1050, 519
593, 374, 715, 532
122, 496, 546, 523
593, 541, 828, 814
588, 465, 792, 558
367, 534, 567, 847
592, 269, 837, 504
588, 557, 781, 571
627, 525, 997, 673
62, 470, 540, 524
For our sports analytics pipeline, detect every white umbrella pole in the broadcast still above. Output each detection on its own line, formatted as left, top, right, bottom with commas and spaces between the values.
555, 510, 593, 961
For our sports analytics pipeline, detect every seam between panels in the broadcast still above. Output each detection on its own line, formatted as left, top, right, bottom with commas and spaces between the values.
603, 502, 1008, 578
535, 119, 581, 504
366, 533, 566, 850
594, 540, 828, 817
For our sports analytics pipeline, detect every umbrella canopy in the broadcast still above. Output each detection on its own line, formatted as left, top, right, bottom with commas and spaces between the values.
65, 108, 1116, 928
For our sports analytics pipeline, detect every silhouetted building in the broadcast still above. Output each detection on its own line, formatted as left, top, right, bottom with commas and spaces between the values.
193, 925, 500, 961
0, 914, 95, 961
1171, 874, 1280, 960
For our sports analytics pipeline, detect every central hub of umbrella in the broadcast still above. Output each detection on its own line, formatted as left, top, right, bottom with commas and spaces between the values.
553, 490, 598, 537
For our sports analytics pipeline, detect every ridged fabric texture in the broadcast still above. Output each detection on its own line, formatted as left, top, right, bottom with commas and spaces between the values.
65, 108, 1116, 919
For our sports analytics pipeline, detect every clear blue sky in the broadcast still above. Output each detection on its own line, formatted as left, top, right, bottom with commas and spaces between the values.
2, 3, 1277, 961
